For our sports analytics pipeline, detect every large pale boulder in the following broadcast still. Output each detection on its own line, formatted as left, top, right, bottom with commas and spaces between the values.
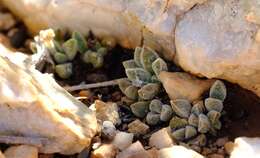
175, 0, 260, 97
230, 137, 260, 158
0, 44, 98, 154
0, 0, 207, 60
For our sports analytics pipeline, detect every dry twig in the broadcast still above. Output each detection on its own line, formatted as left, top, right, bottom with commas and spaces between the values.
65, 78, 122, 91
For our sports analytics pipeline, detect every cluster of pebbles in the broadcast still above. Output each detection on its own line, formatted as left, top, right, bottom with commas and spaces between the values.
0, 7, 235, 158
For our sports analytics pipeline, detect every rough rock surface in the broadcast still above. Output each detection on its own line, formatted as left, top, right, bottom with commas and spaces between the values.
0, 0, 207, 60
230, 137, 260, 158
159, 71, 214, 101
117, 141, 150, 158
91, 144, 118, 158
175, 0, 260, 97
0, 44, 97, 154
158, 146, 204, 158
149, 128, 174, 149
4, 145, 38, 158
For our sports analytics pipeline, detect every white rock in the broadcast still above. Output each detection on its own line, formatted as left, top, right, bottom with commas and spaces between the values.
116, 141, 150, 158
112, 132, 134, 150
91, 144, 117, 158
158, 146, 204, 158
0, 43, 97, 154
159, 72, 214, 101
4, 145, 38, 158
102, 121, 117, 140
94, 100, 121, 125
1, 0, 208, 60
230, 137, 260, 158
149, 128, 174, 149
175, 0, 260, 97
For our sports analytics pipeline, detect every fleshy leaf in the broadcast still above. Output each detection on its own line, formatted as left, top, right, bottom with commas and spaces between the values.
149, 99, 163, 113
130, 101, 150, 118
205, 98, 223, 112
123, 59, 138, 69
198, 114, 211, 134
185, 126, 197, 139
160, 104, 173, 122
55, 63, 73, 79
171, 99, 191, 118
134, 47, 142, 67
125, 68, 151, 86
146, 112, 160, 125
209, 80, 227, 101
152, 58, 168, 77
72, 31, 87, 53
53, 52, 68, 64
169, 117, 188, 130
171, 128, 185, 141
124, 85, 138, 100
62, 38, 78, 60
140, 47, 159, 72
138, 83, 160, 100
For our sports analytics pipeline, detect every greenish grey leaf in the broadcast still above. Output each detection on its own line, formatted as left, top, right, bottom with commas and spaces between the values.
140, 47, 159, 72
72, 31, 87, 53
62, 39, 78, 60
55, 63, 73, 79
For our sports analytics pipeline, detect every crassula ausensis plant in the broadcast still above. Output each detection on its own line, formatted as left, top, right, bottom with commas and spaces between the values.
169, 80, 227, 146
118, 46, 172, 125
31, 29, 116, 79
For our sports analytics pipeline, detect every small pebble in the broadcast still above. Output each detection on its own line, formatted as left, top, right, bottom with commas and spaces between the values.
215, 137, 229, 147
79, 90, 93, 99
128, 119, 149, 135
208, 154, 224, 158
224, 141, 234, 155
101, 121, 117, 140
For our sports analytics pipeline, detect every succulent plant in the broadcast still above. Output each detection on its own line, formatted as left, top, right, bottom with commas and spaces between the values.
72, 31, 88, 54
55, 63, 73, 79
130, 101, 150, 118
53, 52, 68, 64
145, 99, 173, 125
123, 46, 167, 87
31, 29, 111, 78
168, 80, 227, 145
81, 50, 105, 68
62, 38, 78, 60
209, 80, 227, 101
138, 83, 160, 100
120, 46, 170, 125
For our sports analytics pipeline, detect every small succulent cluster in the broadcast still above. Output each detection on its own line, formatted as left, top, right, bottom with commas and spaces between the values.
31, 29, 116, 79
169, 80, 227, 144
118, 46, 169, 125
